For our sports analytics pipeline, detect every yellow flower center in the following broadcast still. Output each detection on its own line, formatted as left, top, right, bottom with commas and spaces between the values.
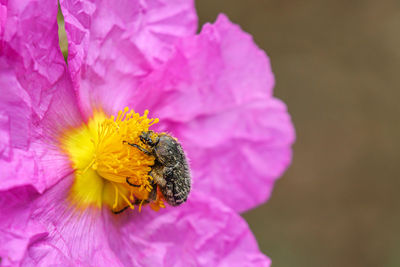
60, 107, 165, 213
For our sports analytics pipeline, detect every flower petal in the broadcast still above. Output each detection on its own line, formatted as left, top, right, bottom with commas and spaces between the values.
0, 2, 6, 39
133, 13, 275, 121
106, 192, 270, 266
0, 177, 124, 266
136, 14, 295, 212
60, 0, 198, 118
0, 185, 45, 266
0, 0, 83, 192
0, 179, 269, 266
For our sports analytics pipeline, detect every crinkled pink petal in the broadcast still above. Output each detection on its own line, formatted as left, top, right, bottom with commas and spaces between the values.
0, 0, 83, 193
60, 0, 198, 119
21, 178, 124, 266
132, 13, 275, 121
0, 1, 6, 39
0, 178, 270, 266
0, 185, 46, 266
107, 192, 270, 266
0, 177, 123, 267
133, 14, 295, 212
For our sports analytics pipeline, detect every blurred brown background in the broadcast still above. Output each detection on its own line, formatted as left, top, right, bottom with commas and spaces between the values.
196, 1, 400, 266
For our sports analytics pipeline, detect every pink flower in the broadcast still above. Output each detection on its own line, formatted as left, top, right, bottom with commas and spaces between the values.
0, 0, 295, 266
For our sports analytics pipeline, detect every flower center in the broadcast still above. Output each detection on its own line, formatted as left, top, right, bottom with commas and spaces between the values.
60, 107, 165, 213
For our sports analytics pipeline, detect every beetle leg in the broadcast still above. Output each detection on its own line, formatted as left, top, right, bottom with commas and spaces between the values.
126, 177, 141, 187
123, 141, 152, 155
112, 206, 129, 214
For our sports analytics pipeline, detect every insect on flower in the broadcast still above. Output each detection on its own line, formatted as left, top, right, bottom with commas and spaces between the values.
125, 131, 191, 208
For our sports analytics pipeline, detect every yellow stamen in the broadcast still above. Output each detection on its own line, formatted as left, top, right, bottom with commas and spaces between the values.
139, 199, 145, 212
112, 183, 119, 209
60, 107, 165, 213
118, 186, 135, 210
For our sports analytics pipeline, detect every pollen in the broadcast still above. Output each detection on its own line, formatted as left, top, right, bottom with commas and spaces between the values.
60, 107, 164, 213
